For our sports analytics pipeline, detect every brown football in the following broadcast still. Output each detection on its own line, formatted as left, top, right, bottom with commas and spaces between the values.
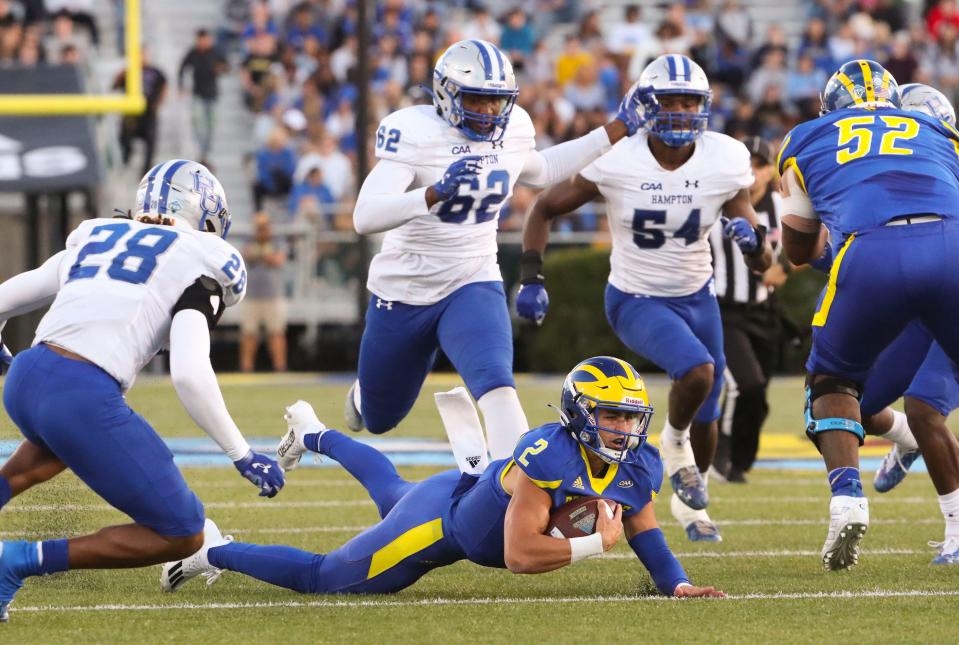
545, 496, 615, 538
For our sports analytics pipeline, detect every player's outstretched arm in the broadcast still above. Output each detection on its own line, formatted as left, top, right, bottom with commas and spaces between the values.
516, 175, 600, 324
503, 471, 622, 573
625, 503, 725, 597
0, 250, 67, 324
169, 309, 284, 497
721, 189, 773, 272
352, 158, 427, 235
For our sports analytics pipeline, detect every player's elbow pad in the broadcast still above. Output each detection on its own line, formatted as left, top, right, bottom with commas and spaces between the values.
628, 528, 689, 595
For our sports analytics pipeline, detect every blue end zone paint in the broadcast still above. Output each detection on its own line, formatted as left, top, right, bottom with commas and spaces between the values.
0, 438, 925, 472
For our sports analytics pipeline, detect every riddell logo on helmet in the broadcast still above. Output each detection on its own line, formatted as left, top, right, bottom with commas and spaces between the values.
623, 397, 646, 405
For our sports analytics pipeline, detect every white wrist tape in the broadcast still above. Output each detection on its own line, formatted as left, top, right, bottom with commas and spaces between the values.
569, 532, 604, 563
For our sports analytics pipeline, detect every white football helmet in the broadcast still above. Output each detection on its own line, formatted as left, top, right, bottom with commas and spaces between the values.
432, 39, 518, 143
900, 83, 956, 126
134, 159, 231, 238
638, 54, 712, 147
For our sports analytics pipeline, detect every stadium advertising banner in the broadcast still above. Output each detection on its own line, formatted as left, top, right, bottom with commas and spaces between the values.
0, 66, 98, 192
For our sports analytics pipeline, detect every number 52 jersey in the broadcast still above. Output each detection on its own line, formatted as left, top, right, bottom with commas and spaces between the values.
580, 131, 753, 298
777, 107, 959, 237
33, 217, 247, 390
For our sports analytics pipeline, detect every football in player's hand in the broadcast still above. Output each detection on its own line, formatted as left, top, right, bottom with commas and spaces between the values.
546, 496, 616, 538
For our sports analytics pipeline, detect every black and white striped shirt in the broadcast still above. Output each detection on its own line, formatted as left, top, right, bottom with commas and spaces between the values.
709, 187, 782, 305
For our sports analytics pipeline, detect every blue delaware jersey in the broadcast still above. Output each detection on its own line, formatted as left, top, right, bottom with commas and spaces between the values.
777, 107, 959, 237
509, 423, 664, 517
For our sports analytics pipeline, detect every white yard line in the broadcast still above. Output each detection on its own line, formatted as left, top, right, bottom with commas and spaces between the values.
10, 589, 959, 616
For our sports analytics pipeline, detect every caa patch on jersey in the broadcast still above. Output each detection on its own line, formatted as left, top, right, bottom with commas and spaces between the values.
546, 496, 614, 538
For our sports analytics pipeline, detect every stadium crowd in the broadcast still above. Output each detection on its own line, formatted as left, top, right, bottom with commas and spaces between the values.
203, 0, 953, 232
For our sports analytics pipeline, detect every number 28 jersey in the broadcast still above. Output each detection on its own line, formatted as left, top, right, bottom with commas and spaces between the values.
777, 107, 959, 238
367, 104, 536, 304
34, 217, 247, 390
581, 131, 753, 298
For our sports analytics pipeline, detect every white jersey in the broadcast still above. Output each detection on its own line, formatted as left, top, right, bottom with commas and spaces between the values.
580, 131, 753, 298
367, 104, 536, 304
34, 218, 247, 390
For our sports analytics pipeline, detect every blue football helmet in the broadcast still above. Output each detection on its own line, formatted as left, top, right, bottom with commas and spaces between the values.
135, 159, 231, 239
558, 356, 654, 465
900, 83, 956, 126
432, 39, 519, 143
637, 54, 712, 147
820, 59, 901, 116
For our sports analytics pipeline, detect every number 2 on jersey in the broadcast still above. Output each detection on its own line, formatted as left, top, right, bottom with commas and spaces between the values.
834, 115, 919, 164
518, 438, 548, 466
67, 222, 178, 285
437, 170, 510, 224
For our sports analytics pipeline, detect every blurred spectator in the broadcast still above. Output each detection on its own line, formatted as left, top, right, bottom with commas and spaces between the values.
715, 0, 752, 48
288, 166, 336, 226
924, 21, 959, 99
786, 53, 827, 106
243, 0, 278, 49
330, 34, 356, 83
499, 8, 534, 67
928, 0, 959, 38
373, 9, 413, 53
564, 62, 605, 111
113, 48, 166, 175
43, 9, 88, 63
606, 4, 653, 65
239, 212, 288, 373
752, 25, 789, 69
44, 0, 97, 46
283, 2, 326, 51
798, 16, 834, 75
253, 128, 297, 210
179, 29, 227, 165
241, 31, 278, 111
884, 31, 919, 85
747, 48, 788, 105
576, 10, 604, 50
217, 0, 250, 53
461, 5, 501, 44
295, 132, 354, 201
555, 34, 591, 87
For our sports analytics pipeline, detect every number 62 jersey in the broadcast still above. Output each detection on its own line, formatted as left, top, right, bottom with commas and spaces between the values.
33, 217, 247, 390
366, 104, 537, 305
580, 130, 753, 298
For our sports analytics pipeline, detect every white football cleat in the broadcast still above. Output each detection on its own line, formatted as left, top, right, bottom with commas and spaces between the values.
670, 492, 722, 543
278, 400, 327, 471
160, 519, 233, 592
821, 495, 869, 571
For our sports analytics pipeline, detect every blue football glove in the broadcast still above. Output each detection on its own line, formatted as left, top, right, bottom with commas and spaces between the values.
516, 283, 549, 326
721, 217, 759, 254
233, 450, 285, 498
432, 155, 482, 202
616, 84, 655, 136
809, 242, 835, 273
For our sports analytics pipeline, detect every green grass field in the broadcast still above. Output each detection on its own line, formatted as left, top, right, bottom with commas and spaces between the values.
0, 374, 956, 644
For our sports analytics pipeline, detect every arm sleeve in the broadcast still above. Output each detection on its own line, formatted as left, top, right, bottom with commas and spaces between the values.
169, 309, 251, 461
172, 276, 226, 330
518, 126, 612, 189
628, 528, 689, 595
0, 250, 67, 323
353, 159, 430, 235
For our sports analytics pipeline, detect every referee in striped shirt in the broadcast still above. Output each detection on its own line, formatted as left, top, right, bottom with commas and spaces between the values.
708, 137, 789, 483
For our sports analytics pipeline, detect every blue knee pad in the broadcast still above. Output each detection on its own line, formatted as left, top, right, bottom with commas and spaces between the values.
804, 385, 865, 447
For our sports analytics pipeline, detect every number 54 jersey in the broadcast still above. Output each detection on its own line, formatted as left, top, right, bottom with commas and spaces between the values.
777, 107, 959, 238
33, 217, 247, 390
580, 131, 753, 298
367, 104, 536, 305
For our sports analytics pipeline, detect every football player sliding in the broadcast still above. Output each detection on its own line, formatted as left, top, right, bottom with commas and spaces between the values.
0, 160, 284, 622
779, 60, 959, 570
796, 80, 959, 567
160, 357, 724, 599
344, 39, 647, 460
519, 54, 772, 541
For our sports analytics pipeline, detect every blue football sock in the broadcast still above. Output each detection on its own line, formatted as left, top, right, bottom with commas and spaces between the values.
319, 430, 414, 518
207, 542, 323, 594
828, 467, 863, 498
38, 539, 70, 575
303, 432, 321, 453
0, 477, 11, 510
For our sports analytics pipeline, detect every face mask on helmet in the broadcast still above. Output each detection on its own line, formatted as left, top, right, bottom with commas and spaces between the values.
644, 92, 711, 147
820, 59, 901, 116
557, 357, 655, 465
431, 40, 519, 143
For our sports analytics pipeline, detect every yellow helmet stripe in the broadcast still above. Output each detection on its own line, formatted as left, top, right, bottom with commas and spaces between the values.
881, 69, 891, 95
576, 364, 607, 381
611, 356, 636, 380
836, 72, 864, 106
857, 60, 875, 103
